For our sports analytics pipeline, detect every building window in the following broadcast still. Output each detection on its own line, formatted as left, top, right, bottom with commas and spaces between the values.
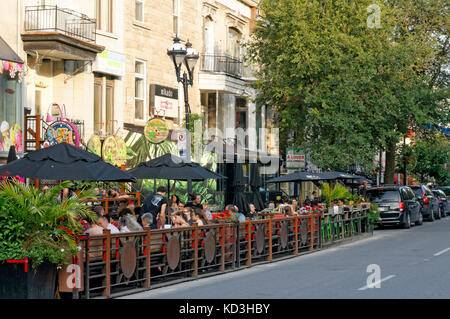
235, 97, 247, 130
94, 76, 115, 135
0, 72, 23, 152
135, 60, 146, 121
204, 16, 214, 54
173, 0, 179, 34
228, 28, 242, 59
96, 0, 113, 33
105, 79, 114, 134
135, 0, 144, 22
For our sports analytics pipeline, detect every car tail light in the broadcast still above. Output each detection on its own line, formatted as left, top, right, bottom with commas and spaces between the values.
438, 198, 442, 203
399, 202, 405, 211
423, 195, 429, 203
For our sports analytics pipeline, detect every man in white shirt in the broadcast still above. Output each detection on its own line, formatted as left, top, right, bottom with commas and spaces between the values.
97, 215, 120, 234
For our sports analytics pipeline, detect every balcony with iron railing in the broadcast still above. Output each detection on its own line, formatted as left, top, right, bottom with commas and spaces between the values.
201, 54, 243, 78
22, 5, 104, 61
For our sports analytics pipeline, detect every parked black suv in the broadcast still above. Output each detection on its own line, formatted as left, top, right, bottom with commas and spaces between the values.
433, 189, 450, 217
365, 186, 422, 228
409, 185, 440, 221
437, 186, 450, 196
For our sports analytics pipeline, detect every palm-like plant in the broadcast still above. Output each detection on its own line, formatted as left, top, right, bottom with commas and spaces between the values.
0, 180, 96, 268
320, 182, 351, 205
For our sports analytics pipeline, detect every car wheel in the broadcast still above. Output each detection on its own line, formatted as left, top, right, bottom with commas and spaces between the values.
402, 213, 411, 229
415, 212, 423, 226
428, 210, 435, 222
441, 208, 446, 218
436, 209, 441, 220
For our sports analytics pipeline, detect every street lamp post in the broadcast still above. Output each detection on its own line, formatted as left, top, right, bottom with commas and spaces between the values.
167, 36, 199, 162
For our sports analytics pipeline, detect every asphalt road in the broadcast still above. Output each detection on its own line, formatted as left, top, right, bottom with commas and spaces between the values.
120, 216, 450, 299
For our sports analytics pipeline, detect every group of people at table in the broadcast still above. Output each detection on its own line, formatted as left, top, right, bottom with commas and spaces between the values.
47, 184, 350, 236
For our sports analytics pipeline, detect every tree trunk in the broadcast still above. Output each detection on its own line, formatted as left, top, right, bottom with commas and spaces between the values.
384, 141, 396, 184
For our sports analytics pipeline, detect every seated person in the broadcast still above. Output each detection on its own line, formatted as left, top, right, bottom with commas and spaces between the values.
96, 215, 120, 234
172, 211, 190, 228
141, 213, 156, 229
191, 208, 205, 226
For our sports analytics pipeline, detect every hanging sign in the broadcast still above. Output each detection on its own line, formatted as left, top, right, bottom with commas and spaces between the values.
144, 118, 169, 144
150, 84, 178, 118
286, 147, 305, 170
87, 135, 102, 156
44, 120, 80, 148
102, 136, 118, 165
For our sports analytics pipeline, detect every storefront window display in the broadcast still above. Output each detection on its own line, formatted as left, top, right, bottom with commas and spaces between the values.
0, 60, 24, 153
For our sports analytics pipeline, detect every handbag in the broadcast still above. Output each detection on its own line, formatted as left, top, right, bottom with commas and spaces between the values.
45, 103, 66, 122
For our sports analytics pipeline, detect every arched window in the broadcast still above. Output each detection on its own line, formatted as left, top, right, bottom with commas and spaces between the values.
227, 27, 242, 59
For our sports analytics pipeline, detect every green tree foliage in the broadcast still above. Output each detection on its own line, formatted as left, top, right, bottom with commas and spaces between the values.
247, 0, 449, 175
409, 134, 450, 184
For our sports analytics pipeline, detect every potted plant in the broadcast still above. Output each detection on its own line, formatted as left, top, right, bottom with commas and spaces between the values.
0, 180, 95, 299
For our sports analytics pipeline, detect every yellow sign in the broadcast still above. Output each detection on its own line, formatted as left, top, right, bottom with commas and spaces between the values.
144, 118, 169, 144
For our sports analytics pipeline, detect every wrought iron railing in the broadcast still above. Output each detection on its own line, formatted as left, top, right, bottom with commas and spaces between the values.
24, 5, 96, 43
201, 54, 243, 78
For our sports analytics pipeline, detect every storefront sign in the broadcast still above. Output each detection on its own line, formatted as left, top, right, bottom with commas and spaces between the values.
44, 120, 80, 148
93, 50, 125, 77
286, 147, 305, 170
150, 84, 178, 118
144, 118, 169, 144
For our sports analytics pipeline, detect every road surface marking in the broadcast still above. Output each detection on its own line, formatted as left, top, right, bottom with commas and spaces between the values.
434, 248, 450, 257
358, 275, 396, 291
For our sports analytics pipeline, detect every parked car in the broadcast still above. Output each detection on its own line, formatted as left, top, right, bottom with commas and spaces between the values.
432, 189, 450, 217
437, 186, 450, 196
409, 185, 440, 221
365, 185, 422, 228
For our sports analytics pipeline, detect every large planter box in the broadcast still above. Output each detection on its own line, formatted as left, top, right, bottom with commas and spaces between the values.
0, 260, 57, 299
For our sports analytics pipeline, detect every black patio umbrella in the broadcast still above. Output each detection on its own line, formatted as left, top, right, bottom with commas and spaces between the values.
267, 171, 328, 206
249, 163, 265, 211
0, 142, 135, 182
266, 171, 328, 183
127, 153, 227, 181
320, 170, 364, 181
232, 162, 250, 215
7, 146, 17, 163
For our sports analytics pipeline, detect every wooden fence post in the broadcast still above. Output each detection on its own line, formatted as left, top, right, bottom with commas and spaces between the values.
268, 217, 272, 262
220, 221, 225, 271
294, 216, 298, 255
310, 214, 314, 252
246, 220, 252, 266
103, 229, 111, 297
144, 227, 151, 288
193, 222, 199, 277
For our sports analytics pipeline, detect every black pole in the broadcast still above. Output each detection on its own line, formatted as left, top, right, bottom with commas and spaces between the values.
183, 72, 191, 162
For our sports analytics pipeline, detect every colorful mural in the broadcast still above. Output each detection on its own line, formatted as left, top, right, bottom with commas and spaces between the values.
0, 121, 22, 152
